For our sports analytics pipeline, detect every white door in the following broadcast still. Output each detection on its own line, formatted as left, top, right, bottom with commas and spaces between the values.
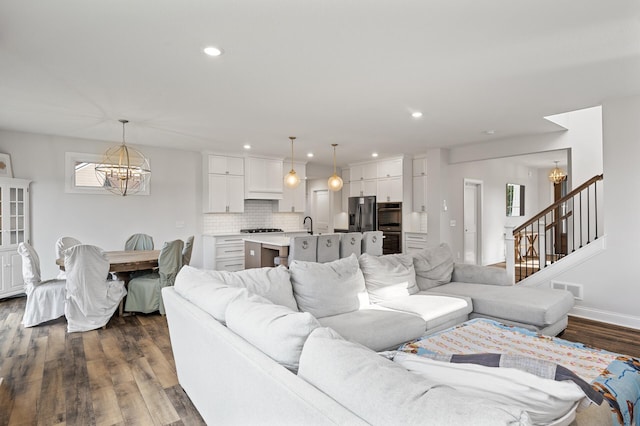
463, 180, 482, 264
313, 189, 330, 234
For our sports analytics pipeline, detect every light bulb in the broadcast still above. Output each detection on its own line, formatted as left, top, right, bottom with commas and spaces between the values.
284, 170, 300, 188
328, 174, 343, 191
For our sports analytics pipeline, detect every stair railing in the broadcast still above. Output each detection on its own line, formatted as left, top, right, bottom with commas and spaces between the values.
505, 174, 604, 283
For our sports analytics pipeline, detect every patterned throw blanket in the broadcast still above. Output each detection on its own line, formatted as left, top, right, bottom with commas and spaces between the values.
397, 319, 640, 426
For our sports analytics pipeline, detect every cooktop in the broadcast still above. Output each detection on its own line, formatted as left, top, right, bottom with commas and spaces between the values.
240, 228, 284, 233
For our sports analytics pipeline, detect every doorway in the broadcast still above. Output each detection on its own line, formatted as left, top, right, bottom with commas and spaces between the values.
463, 179, 483, 264
312, 189, 330, 234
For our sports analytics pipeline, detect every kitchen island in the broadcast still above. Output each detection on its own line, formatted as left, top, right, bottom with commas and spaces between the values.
243, 235, 291, 268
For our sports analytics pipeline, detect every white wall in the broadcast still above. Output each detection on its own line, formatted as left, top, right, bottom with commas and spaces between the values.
0, 130, 202, 279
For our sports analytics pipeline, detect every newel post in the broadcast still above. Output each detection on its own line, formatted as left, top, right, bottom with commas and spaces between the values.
504, 226, 516, 285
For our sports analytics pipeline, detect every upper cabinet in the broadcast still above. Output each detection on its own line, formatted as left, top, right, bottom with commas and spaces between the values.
349, 156, 406, 202
245, 156, 284, 200
204, 154, 245, 213
377, 158, 403, 178
277, 162, 306, 212
412, 157, 427, 212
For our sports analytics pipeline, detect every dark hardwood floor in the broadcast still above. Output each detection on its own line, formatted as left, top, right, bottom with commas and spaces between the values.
1, 296, 639, 425
0, 296, 205, 426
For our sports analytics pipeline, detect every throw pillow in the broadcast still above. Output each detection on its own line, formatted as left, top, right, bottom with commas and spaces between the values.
298, 327, 530, 426
358, 253, 418, 303
393, 352, 588, 425
411, 243, 454, 290
225, 290, 320, 372
289, 254, 369, 318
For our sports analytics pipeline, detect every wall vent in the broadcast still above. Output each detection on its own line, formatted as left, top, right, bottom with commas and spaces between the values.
551, 281, 583, 300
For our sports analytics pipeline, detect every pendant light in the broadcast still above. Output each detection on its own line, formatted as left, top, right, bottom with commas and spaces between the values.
284, 136, 301, 189
95, 119, 151, 196
548, 161, 566, 184
327, 143, 344, 191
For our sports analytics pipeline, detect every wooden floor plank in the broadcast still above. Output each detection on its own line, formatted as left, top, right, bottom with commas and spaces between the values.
136, 337, 178, 388
113, 379, 155, 425
131, 357, 180, 425
36, 358, 66, 426
8, 378, 41, 426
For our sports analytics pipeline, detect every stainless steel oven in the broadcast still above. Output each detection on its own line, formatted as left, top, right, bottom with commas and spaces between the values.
377, 202, 402, 254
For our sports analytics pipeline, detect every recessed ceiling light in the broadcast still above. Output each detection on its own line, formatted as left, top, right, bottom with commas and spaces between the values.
204, 46, 223, 57
411, 112, 423, 118
372, 152, 379, 158
484, 130, 496, 135
307, 152, 314, 158
243, 144, 251, 150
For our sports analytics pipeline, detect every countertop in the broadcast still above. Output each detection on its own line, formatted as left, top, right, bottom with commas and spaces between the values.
242, 235, 291, 247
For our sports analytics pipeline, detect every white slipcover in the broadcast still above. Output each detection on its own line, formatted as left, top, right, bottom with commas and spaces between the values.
17, 242, 66, 327
316, 234, 340, 263
64, 244, 126, 333
288, 235, 318, 264
55, 236, 81, 280
361, 231, 383, 256
339, 232, 362, 258
125, 233, 154, 250
182, 235, 194, 266
125, 239, 183, 315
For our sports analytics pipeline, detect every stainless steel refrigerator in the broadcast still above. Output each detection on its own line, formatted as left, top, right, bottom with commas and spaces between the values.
348, 196, 377, 232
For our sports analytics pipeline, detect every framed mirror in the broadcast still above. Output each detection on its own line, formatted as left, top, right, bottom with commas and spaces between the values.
506, 183, 525, 216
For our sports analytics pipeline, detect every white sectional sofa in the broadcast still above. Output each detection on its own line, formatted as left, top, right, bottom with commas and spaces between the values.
163, 245, 583, 425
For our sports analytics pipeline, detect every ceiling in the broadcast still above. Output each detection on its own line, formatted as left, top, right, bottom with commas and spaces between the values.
1, 1, 639, 168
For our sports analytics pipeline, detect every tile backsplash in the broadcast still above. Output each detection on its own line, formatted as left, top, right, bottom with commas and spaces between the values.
203, 200, 304, 234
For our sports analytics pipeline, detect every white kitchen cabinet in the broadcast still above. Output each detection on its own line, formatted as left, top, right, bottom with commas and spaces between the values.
350, 179, 377, 198
277, 162, 306, 212
350, 163, 377, 182
404, 232, 428, 253
203, 234, 245, 271
412, 157, 427, 213
245, 156, 284, 200
377, 158, 403, 178
377, 176, 402, 202
205, 154, 245, 213
0, 178, 30, 299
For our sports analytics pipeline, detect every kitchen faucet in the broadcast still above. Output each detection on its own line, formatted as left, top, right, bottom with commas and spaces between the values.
303, 216, 313, 235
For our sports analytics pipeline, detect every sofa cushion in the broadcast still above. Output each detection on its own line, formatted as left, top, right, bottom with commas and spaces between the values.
358, 253, 419, 303
225, 290, 320, 372
174, 266, 245, 323
174, 265, 298, 312
452, 263, 509, 286
377, 295, 472, 331
411, 243, 454, 291
393, 352, 587, 425
298, 327, 530, 426
289, 254, 369, 318
317, 308, 426, 351
427, 282, 574, 327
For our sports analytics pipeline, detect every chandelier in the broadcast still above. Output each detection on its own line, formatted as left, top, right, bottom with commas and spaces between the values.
327, 143, 343, 191
548, 161, 566, 184
95, 119, 151, 196
284, 136, 301, 189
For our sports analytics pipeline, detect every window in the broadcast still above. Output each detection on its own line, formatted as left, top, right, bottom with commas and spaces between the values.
65, 152, 150, 195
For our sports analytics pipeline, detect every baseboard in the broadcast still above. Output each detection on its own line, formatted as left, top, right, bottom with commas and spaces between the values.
570, 306, 640, 331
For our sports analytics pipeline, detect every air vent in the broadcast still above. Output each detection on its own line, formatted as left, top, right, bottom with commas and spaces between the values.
551, 281, 583, 300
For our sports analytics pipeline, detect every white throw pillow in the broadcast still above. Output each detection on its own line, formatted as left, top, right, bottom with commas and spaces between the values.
411, 243, 454, 290
298, 327, 530, 426
289, 254, 369, 318
393, 352, 586, 425
225, 290, 320, 371
174, 265, 245, 323
358, 253, 418, 303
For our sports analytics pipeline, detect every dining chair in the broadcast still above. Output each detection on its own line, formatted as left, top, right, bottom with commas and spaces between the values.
339, 232, 362, 258
55, 236, 82, 279
125, 233, 154, 251
125, 239, 184, 315
361, 231, 383, 256
288, 235, 318, 264
182, 235, 194, 266
64, 244, 126, 333
17, 242, 67, 327
316, 234, 340, 263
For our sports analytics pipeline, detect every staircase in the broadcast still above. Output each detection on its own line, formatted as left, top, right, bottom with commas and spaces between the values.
505, 174, 604, 284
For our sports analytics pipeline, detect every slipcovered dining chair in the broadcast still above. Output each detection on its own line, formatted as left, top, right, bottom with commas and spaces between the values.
125, 239, 184, 315
55, 236, 82, 279
125, 233, 154, 251
17, 242, 67, 327
362, 231, 384, 256
339, 232, 362, 258
64, 244, 126, 333
182, 235, 194, 266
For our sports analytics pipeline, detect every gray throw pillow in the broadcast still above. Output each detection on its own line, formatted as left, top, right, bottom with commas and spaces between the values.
411, 243, 454, 290
358, 253, 419, 303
